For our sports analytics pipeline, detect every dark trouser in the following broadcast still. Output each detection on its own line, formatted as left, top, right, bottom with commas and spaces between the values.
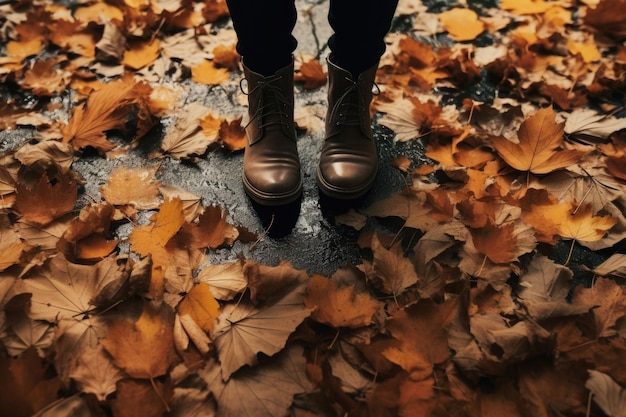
225, 0, 399, 77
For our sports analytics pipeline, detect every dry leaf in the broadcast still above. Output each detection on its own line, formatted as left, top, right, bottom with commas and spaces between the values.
585, 370, 626, 417
160, 102, 218, 160
369, 233, 419, 298
177, 282, 220, 333
191, 60, 230, 85
123, 39, 161, 70
304, 274, 383, 328
102, 304, 180, 379
197, 260, 247, 301
211, 281, 311, 380
491, 107, 581, 174
101, 165, 162, 209
69, 345, 124, 401
439, 8, 485, 42
295, 58, 327, 89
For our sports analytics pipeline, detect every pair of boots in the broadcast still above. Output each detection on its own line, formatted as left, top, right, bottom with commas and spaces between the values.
241, 58, 378, 206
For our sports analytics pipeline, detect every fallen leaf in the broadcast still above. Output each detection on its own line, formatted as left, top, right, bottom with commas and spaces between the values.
211, 281, 311, 380
295, 58, 327, 89
244, 260, 308, 303
123, 38, 161, 70
177, 282, 220, 333
304, 274, 383, 328
101, 165, 162, 209
102, 304, 180, 379
69, 345, 124, 401
585, 370, 626, 417
14, 140, 74, 170
197, 260, 247, 301
160, 102, 218, 160
369, 233, 419, 298
439, 8, 485, 42
491, 107, 581, 174
212, 43, 239, 70
191, 60, 230, 85
110, 378, 174, 417
13, 170, 77, 227
572, 277, 626, 338
219, 117, 247, 151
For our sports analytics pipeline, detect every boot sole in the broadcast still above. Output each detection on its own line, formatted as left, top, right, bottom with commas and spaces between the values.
316, 166, 377, 200
243, 175, 303, 206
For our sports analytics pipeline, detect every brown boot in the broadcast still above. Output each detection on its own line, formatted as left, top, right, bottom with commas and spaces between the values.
242, 61, 302, 205
317, 58, 378, 200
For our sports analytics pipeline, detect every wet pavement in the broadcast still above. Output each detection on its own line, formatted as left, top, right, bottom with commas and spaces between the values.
0, 0, 431, 277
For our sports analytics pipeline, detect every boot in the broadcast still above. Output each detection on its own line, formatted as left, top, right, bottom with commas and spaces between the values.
242, 61, 302, 206
317, 58, 378, 200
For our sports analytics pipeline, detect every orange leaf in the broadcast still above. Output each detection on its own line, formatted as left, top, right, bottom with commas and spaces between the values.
191, 61, 230, 85
470, 222, 518, 264
219, 117, 247, 151
491, 107, 581, 174
102, 304, 179, 379
177, 282, 220, 332
14, 171, 77, 227
501, 0, 553, 15
439, 8, 485, 42
213, 44, 240, 70
63, 77, 152, 152
295, 59, 327, 89
185, 204, 238, 249
304, 274, 383, 328
129, 198, 186, 266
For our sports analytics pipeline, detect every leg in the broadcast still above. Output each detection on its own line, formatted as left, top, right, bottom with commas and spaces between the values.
318, 0, 398, 200
225, 0, 298, 76
327, 0, 399, 77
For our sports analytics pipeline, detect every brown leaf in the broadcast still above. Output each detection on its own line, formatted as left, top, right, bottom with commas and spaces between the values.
211, 281, 311, 380
491, 107, 581, 174
160, 102, 218, 160
304, 274, 383, 328
102, 304, 180, 379
585, 370, 626, 417
212, 43, 239, 70
110, 378, 174, 417
295, 58, 327, 89
219, 117, 247, 151
244, 260, 308, 303
0, 348, 61, 417
572, 277, 626, 338
63, 77, 153, 152
69, 345, 124, 401
13, 170, 77, 227
197, 260, 247, 301
584, 0, 626, 41
14, 140, 74, 170
369, 233, 419, 298
183, 204, 238, 249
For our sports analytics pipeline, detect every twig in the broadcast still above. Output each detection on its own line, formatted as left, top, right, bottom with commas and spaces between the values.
250, 214, 274, 250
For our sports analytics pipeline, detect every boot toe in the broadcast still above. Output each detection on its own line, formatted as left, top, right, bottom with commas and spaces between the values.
244, 164, 302, 205
317, 159, 377, 199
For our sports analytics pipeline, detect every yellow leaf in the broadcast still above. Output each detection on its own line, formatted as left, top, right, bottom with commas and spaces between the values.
123, 39, 161, 70
439, 8, 485, 42
191, 61, 230, 85
568, 40, 601, 63
556, 203, 617, 242
501, 0, 553, 15
177, 282, 220, 333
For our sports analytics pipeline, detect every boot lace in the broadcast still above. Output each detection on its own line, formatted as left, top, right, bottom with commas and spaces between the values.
240, 75, 291, 130
330, 77, 380, 127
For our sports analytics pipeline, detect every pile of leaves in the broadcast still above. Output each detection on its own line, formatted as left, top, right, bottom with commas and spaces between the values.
1, 0, 626, 416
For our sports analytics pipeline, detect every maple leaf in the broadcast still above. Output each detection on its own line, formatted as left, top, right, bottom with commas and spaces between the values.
295, 58, 327, 89
123, 39, 161, 70
201, 343, 314, 417
160, 102, 219, 160
219, 117, 247, 151
517, 254, 590, 320
211, 281, 311, 380
469, 222, 518, 264
159, 185, 203, 222
63, 77, 153, 152
554, 202, 617, 243
177, 282, 220, 333
384, 299, 458, 379
1, 312, 54, 357
368, 233, 419, 299
585, 370, 626, 417
197, 260, 247, 301
14, 140, 74, 170
304, 274, 383, 328
129, 197, 186, 267
100, 165, 162, 209
69, 345, 124, 401
13, 170, 77, 227
328, 345, 374, 396
491, 107, 582, 174
192, 61, 230, 85
439, 8, 485, 42
572, 277, 626, 339
102, 303, 180, 379
564, 108, 626, 142
376, 96, 444, 142
213, 44, 240, 70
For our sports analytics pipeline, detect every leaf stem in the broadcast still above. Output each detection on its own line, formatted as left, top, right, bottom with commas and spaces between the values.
475, 255, 488, 277
150, 377, 170, 413
564, 239, 575, 266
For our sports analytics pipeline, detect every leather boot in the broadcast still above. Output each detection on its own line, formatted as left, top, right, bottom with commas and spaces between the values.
242, 61, 302, 206
317, 58, 379, 200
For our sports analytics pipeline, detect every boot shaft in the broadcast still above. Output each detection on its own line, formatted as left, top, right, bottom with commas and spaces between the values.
242, 62, 296, 145
325, 58, 378, 140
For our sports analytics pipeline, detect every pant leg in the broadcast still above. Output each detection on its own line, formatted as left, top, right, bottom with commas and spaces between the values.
327, 0, 399, 77
225, 0, 298, 76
